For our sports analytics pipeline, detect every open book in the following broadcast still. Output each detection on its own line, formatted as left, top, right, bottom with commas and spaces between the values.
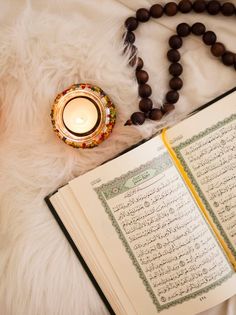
46, 88, 236, 315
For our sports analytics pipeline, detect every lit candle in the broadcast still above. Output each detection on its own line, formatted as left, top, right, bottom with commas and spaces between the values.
63, 97, 99, 134
51, 83, 116, 148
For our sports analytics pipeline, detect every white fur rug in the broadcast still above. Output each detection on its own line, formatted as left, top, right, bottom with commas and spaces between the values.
0, 1, 236, 314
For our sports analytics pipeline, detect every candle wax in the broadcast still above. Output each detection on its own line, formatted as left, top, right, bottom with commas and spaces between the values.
63, 97, 99, 134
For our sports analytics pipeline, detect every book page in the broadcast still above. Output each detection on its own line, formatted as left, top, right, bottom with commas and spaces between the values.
69, 135, 236, 315
165, 91, 236, 265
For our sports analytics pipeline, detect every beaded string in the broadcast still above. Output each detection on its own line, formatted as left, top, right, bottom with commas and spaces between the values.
123, 0, 236, 126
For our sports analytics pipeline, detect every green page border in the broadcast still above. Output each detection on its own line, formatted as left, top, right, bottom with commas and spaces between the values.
174, 114, 236, 259
94, 152, 233, 312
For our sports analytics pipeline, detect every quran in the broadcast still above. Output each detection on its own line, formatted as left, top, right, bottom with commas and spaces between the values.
46, 88, 236, 315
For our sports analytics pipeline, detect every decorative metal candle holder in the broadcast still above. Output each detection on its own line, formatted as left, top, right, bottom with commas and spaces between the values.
51, 83, 116, 149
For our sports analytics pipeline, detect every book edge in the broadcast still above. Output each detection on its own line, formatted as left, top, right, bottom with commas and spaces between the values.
44, 194, 115, 315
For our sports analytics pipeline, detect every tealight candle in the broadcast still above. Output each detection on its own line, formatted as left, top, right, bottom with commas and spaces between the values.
63, 97, 99, 135
51, 83, 116, 149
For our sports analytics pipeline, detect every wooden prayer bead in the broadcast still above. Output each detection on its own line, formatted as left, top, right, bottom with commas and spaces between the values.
136, 8, 150, 22
129, 55, 137, 67
125, 17, 139, 31
126, 45, 137, 66
138, 84, 152, 98
178, 0, 192, 13
131, 112, 146, 125
221, 2, 235, 16
167, 49, 181, 62
162, 103, 175, 114
169, 77, 183, 90
177, 23, 191, 37
136, 57, 144, 70
124, 32, 135, 44
166, 90, 179, 103
139, 98, 153, 112
203, 31, 217, 45
169, 63, 183, 76
207, 0, 221, 15
193, 0, 206, 13
169, 35, 183, 49
123, 44, 137, 55
221, 52, 235, 66
164, 2, 178, 16
149, 108, 163, 120
191, 22, 206, 35
149, 4, 163, 18
211, 42, 226, 57
136, 70, 149, 84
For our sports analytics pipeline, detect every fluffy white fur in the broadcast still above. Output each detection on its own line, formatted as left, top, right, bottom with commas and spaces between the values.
0, 1, 236, 314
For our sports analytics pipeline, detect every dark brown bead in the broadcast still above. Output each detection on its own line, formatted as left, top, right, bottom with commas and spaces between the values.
177, 23, 191, 37
149, 108, 163, 120
169, 63, 183, 76
221, 2, 235, 16
138, 84, 152, 98
131, 44, 137, 56
211, 42, 226, 57
139, 98, 153, 112
136, 70, 149, 84
164, 2, 178, 16
193, 0, 206, 12
126, 45, 137, 66
167, 49, 181, 62
123, 44, 129, 55
178, 0, 192, 13
191, 22, 206, 35
169, 77, 183, 90
162, 103, 175, 114
169, 35, 183, 49
136, 57, 143, 70
124, 32, 135, 44
123, 44, 137, 56
136, 8, 150, 22
203, 31, 217, 45
129, 55, 137, 67
150, 4, 163, 18
207, 0, 221, 15
166, 91, 179, 104
222, 52, 235, 66
125, 17, 139, 31
131, 112, 146, 125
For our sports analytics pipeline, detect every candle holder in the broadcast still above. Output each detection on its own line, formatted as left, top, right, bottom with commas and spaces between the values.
51, 83, 116, 148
